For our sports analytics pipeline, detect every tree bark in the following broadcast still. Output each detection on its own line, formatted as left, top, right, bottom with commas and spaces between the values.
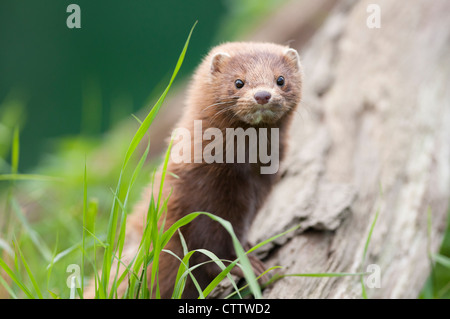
246, 0, 450, 298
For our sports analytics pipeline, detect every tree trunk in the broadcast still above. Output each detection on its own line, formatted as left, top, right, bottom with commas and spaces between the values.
246, 0, 450, 298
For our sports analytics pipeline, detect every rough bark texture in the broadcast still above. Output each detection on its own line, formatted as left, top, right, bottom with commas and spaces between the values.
246, 0, 450, 298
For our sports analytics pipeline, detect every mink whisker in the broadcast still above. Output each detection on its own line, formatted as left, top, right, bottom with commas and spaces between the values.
202, 100, 235, 112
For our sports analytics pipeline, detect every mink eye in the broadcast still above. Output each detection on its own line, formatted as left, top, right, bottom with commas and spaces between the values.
235, 79, 244, 89
276, 76, 285, 86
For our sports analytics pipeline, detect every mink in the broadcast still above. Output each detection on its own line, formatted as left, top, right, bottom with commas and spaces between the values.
87, 42, 303, 299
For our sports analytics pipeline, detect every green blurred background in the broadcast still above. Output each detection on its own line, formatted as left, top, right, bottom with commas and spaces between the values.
0, 0, 295, 299
0, 0, 230, 171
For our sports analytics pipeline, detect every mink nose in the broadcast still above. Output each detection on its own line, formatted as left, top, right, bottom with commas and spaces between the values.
254, 91, 271, 105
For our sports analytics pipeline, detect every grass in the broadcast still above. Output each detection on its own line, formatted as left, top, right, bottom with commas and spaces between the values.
0, 22, 266, 300
1, 19, 449, 299
0, 22, 366, 300
419, 207, 450, 298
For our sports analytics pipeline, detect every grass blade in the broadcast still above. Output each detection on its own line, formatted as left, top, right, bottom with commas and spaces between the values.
11, 127, 19, 174
0, 174, 62, 182
360, 208, 379, 299
122, 20, 197, 171
158, 211, 261, 299
0, 255, 34, 298
284, 272, 367, 278
14, 241, 43, 299
246, 224, 301, 255
10, 198, 52, 262
0, 275, 18, 299
203, 225, 302, 299
433, 254, 450, 269
81, 158, 87, 296
100, 21, 197, 298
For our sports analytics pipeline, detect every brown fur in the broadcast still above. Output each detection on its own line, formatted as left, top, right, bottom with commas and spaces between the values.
87, 42, 302, 299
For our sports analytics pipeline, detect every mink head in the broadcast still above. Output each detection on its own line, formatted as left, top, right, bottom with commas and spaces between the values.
195, 42, 303, 127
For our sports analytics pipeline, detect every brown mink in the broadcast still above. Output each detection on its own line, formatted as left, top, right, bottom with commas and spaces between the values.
89, 42, 303, 299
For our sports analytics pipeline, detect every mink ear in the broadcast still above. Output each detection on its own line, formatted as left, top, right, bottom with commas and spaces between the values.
210, 52, 231, 73
284, 48, 301, 72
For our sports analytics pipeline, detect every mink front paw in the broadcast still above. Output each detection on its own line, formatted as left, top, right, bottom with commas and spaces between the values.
248, 255, 271, 285
231, 255, 271, 286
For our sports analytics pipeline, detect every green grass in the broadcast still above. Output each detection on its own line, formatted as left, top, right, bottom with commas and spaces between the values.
0, 22, 266, 300
419, 207, 450, 298
1, 18, 449, 299
0, 23, 363, 300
